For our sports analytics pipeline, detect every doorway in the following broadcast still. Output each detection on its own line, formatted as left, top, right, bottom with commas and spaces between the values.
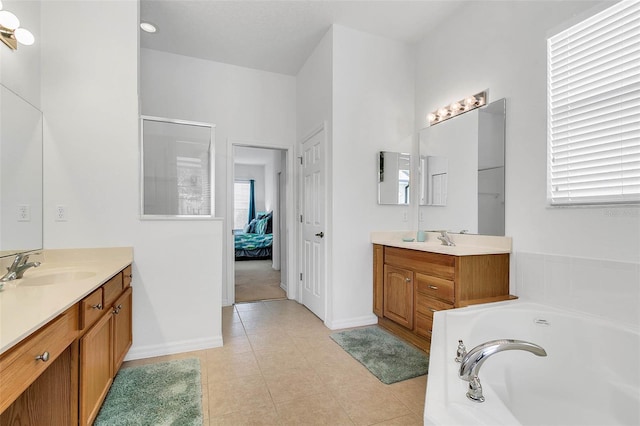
230, 145, 289, 303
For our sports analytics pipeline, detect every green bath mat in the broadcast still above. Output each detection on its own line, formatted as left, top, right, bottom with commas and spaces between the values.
330, 326, 429, 384
95, 358, 203, 426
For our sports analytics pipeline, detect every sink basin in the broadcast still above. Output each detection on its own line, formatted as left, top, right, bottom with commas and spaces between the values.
20, 269, 97, 286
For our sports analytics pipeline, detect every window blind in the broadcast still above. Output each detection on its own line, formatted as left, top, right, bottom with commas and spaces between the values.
547, 0, 640, 205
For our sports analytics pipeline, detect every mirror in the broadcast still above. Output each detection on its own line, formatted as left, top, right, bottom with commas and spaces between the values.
419, 98, 505, 235
378, 151, 411, 205
0, 84, 43, 257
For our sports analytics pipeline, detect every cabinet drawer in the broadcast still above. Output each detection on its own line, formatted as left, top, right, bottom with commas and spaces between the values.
416, 273, 454, 303
415, 312, 433, 339
122, 265, 132, 288
415, 295, 453, 318
384, 246, 455, 280
0, 305, 78, 414
80, 287, 104, 330
103, 273, 123, 307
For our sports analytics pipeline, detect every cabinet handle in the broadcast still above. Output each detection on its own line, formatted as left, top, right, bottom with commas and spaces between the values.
113, 304, 123, 315
35, 351, 50, 362
405, 278, 411, 283
91, 303, 103, 310
428, 285, 438, 290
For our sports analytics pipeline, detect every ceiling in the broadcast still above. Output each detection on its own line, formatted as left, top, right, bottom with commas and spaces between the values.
139, 0, 466, 76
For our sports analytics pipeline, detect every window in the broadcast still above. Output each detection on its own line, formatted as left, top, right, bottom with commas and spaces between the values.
547, 0, 640, 206
141, 117, 214, 217
234, 181, 251, 229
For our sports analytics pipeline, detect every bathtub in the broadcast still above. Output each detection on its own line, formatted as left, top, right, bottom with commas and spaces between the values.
424, 300, 640, 425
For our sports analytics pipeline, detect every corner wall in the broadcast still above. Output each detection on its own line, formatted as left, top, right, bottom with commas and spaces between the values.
41, 0, 223, 359
414, 0, 639, 327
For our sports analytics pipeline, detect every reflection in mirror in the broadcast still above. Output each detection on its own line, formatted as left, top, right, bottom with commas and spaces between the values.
419, 98, 505, 235
378, 151, 410, 205
420, 155, 448, 206
0, 84, 43, 257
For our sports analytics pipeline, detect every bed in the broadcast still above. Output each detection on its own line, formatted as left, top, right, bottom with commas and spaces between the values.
234, 211, 273, 260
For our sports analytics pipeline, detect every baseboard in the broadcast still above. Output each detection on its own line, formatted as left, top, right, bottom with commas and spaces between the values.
125, 335, 224, 361
280, 282, 287, 292
325, 313, 378, 330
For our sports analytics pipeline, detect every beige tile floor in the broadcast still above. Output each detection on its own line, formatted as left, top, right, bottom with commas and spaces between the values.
124, 299, 427, 425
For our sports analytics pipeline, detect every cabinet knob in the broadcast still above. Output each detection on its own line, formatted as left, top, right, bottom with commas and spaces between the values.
91, 303, 103, 310
428, 285, 438, 290
405, 278, 411, 282
35, 351, 50, 362
113, 304, 123, 314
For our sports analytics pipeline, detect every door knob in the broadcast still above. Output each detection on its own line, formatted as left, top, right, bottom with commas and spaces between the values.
315, 232, 324, 238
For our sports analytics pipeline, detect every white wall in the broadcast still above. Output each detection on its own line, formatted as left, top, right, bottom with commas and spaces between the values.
140, 48, 296, 306
41, 0, 223, 359
329, 25, 415, 328
415, 0, 640, 327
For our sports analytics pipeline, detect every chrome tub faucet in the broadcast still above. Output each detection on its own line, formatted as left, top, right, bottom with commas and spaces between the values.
1, 253, 41, 282
457, 339, 547, 402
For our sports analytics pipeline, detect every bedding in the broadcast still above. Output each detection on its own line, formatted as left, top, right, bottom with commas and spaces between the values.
235, 211, 273, 260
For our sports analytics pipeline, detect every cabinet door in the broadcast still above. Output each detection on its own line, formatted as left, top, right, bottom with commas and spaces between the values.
79, 312, 113, 426
383, 265, 414, 329
112, 287, 132, 373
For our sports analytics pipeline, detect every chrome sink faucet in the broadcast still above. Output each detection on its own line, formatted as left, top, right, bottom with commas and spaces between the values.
1, 253, 41, 282
437, 230, 456, 246
457, 339, 547, 402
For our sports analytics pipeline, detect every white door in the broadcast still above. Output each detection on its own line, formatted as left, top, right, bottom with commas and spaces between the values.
301, 128, 326, 320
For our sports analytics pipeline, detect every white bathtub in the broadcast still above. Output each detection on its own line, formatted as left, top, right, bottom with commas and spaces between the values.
424, 301, 640, 425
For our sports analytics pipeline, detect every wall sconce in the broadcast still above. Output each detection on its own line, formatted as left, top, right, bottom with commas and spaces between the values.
0, 2, 34, 50
427, 91, 487, 126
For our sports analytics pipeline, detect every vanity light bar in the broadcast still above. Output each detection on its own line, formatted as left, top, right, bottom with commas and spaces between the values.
427, 91, 487, 126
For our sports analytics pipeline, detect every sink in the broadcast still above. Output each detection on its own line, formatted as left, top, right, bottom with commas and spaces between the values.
20, 269, 97, 286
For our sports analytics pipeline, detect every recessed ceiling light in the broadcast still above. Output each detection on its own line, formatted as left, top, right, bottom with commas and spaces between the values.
140, 22, 157, 33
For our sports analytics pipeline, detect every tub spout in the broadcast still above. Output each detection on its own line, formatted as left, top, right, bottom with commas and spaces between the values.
458, 339, 547, 403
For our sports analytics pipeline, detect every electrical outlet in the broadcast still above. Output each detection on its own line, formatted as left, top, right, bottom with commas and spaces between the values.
55, 205, 68, 222
17, 205, 31, 222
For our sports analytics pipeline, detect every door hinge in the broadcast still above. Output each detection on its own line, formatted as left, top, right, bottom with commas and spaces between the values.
298, 156, 303, 165
300, 214, 303, 223
300, 273, 303, 280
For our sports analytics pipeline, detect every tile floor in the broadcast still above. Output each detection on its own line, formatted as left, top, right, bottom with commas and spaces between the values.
124, 299, 427, 425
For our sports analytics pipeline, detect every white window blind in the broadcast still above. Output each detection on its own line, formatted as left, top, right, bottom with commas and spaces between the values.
547, 0, 640, 205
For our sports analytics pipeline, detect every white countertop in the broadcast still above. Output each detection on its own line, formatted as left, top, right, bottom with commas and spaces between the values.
371, 231, 511, 256
0, 247, 133, 355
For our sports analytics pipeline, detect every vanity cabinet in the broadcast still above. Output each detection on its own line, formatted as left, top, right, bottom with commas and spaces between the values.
79, 267, 132, 426
373, 244, 511, 352
0, 263, 133, 426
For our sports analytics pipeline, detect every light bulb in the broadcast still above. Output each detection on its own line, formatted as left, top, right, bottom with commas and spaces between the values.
0, 1, 4, 11
427, 113, 436, 122
450, 102, 461, 112
437, 108, 449, 118
140, 22, 157, 33
464, 96, 477, 107
0, 10, 19, 30
14, 27, 34, 45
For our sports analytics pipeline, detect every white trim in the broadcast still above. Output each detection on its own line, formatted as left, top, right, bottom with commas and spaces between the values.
325, 314, 379, 331
225, 138, 296, 306
124, 336, 223, 361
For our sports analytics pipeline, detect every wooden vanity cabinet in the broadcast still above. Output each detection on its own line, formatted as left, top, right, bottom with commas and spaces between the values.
79, 269, 133, 426
373, 244, 511, 352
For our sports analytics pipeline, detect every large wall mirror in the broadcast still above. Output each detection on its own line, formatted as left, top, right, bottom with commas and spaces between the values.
378, 151, 411, 205
419, 98, 505, 235
0, 84, 43, 257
